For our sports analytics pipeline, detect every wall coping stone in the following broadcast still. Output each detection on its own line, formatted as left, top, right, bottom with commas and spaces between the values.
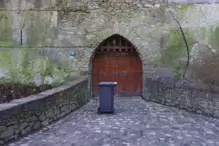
146, 76, 219, 93
0, 78, 86, 112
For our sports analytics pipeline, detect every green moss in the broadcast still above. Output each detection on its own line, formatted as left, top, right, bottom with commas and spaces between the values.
25, 12, 42, 47
0, 40, 13, 47
0, 11, 12, 46
209, 26, 219, 51
158, 29, 195, 68
153, 28, 196, 79
23, 11, 54, 47
177, 5, 194, 16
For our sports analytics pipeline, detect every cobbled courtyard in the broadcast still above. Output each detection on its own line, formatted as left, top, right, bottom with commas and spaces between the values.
9, 97, 219, 146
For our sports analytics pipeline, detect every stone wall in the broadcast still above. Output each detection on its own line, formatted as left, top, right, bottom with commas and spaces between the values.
144, 77, 219, 118
54, 1, 219, 82
2, 0, 219, 93
0, 78, 89, 145
0, 0, 57, 46
55, 1, 219, 63
2, 0, 219, 68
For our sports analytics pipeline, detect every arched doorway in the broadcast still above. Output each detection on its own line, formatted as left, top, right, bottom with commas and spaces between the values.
92, 34, 143, 97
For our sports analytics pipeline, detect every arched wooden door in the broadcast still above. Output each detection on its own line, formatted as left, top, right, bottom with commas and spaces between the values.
92, 34, 143, 97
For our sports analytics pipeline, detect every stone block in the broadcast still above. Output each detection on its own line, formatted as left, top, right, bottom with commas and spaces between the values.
0, 126, 15, 139
26, 115, 37, 123
214, 110, 219, 118
39, 113, 46, 122
0, 126, 6, 133
19, 123, 29, 130
21, 126, 31, 135
33, 122, 41, 130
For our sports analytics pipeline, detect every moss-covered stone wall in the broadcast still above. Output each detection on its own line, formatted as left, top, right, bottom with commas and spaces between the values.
1, 0, 219, 87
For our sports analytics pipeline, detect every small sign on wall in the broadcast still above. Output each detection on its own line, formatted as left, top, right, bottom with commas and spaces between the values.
70, 51, 77, 57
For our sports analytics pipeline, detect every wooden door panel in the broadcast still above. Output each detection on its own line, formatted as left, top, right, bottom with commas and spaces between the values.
118, 71, 132, 96
117, 55, 131, 96
92, 74, 99, 97
132, 71, 142, 95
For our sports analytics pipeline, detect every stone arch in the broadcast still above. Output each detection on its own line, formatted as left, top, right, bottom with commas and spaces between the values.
89, 32, 144, 62
88, 34, 143, 97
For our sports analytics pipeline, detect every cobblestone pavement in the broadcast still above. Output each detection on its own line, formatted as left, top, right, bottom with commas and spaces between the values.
8, 97, 219, 146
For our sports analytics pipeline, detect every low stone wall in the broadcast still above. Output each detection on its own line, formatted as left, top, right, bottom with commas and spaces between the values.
0, 78, 89, 145
144, 77, 219, 118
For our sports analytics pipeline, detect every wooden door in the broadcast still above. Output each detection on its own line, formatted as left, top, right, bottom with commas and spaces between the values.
92, 35, 142, 97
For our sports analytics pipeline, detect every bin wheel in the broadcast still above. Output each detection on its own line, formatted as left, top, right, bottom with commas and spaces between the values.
97, 107, 101, 114
112, 109, 114, 114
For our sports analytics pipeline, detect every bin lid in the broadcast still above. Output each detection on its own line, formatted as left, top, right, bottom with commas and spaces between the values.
98, 82, 117, 86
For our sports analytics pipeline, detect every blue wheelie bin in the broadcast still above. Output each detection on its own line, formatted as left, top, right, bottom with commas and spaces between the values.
98, 82, 117, 114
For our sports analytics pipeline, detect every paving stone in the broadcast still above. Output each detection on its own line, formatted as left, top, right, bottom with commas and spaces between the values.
8, 97, 219, 146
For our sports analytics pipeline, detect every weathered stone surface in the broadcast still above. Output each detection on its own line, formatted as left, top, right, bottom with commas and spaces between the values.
0, 78, 89, 145
19, 123, 29, 130
0, 125, 15, 139
190, 43, 216, 63
145, 77, 219, 118
0, 126, 6, 133
2, 1, 219, 66
38, 113, 46, 122
8, 98, 219, 146
2, 0, 219, 90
